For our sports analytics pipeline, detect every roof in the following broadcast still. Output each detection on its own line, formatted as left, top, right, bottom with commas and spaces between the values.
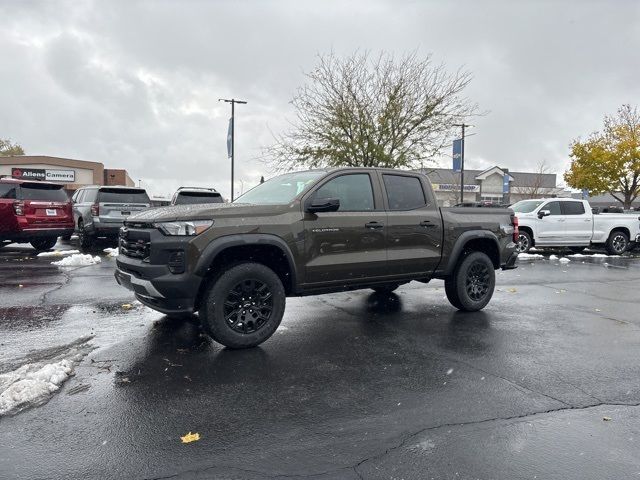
415, 166, 557, 188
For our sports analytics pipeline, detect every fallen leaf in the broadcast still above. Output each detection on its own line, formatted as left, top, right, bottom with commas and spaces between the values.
595, 309, 602, 312
603, 416, 612, 421
181, 432, 201, 443
121, 304, 133, 310
507, 288, 517, 293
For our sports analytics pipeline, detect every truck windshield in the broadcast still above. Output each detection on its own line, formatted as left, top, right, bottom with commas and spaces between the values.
235, 171, 325, 205
511, 200, 544, 213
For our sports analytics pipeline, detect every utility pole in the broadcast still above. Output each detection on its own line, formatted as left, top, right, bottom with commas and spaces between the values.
218, 98, 247, 201
453, 123, 471, 203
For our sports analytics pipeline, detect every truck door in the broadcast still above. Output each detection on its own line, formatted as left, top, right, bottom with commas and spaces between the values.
381, 173, 443, 276
303, 172, 388, 285
536, 200, 565, 244
561, 200, 591, 244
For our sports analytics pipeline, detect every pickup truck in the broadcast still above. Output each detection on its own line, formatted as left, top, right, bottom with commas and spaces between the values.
115, 168, 518, 348
511, 197, 640, 255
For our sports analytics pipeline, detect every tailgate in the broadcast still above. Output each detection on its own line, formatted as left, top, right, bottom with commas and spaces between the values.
23, 201, 73, 227
99, 203, 150, 223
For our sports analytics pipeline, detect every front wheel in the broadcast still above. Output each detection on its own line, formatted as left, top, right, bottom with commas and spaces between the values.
516, 231, 532, 254
606, 231, 629, 255
200, 262, 286, 349
30, 237, 58, 251
445, 251, 496, 312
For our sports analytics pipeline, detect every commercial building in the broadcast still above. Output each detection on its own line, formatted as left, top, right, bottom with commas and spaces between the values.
416, 165, 561, 206
0, 155, 134, 192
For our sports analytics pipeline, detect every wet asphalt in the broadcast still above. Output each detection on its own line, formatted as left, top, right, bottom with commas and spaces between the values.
0, 241, 640, 480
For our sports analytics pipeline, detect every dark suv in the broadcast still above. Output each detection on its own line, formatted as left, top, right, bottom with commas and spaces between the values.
73, 186, 151, 248
171, 187, 223, 205
0, 178, 74, 251
115, 168, 518, 349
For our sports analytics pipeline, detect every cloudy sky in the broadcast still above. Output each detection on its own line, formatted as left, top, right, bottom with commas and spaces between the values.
1, 0, 639, 198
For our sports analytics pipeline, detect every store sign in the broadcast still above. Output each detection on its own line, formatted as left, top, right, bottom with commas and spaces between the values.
432, 183, 479, 192
11, 168, 75, 182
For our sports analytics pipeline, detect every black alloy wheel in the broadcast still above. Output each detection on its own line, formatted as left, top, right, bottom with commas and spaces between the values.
465, 261, 491, 302
224, 279, 274, 334
200, 262, 285, 348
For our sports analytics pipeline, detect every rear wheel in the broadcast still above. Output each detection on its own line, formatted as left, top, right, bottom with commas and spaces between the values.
516, 231, 532, 254
30, 237, 57, 251
77, 220, 93, 250
445, 251, 495, 312
371, 283, 399, 294
200, 262, 285, 349
605, 230, 629, 255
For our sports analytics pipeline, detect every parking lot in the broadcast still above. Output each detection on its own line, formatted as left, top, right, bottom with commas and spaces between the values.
1, 241, 640, 479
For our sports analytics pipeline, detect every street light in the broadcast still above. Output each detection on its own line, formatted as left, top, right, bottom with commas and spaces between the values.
218, 98, 248, 201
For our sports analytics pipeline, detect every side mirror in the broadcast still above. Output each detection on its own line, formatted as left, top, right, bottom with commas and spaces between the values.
306, 197, 340, 213
538, 209, 551, 219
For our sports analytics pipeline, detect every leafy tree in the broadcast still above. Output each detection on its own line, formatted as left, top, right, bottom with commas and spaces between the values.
267, 51, 477, 170
565, 105, 640, 209
0, 138, 25, 156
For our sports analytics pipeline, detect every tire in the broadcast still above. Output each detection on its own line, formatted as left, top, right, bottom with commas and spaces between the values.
568, 246, 586, 254
516, 231, 532, 254
30, 237, 58, 251
372, 284, 399, 294
77, 220, 94, 250
605, 230, 629, 255
200, 262, 286, 349
444, 251, 496, 312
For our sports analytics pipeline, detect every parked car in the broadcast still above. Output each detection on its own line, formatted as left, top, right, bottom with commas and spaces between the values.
0, 178, 74, 251
512, 198, 640, 255
115, 167, 518, 348
72, 186, 151, 248
170, 187, 223, 205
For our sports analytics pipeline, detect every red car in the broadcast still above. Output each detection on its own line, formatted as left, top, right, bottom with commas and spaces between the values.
0, 178, 74, 251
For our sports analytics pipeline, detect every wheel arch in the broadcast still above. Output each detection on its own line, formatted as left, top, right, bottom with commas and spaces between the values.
441, 231, 501, 276
518, 225, 534, 244
194, 234, 298, 309
609, 226, 630, 240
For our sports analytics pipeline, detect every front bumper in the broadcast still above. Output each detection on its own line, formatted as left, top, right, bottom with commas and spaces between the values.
114, 229, 203, 315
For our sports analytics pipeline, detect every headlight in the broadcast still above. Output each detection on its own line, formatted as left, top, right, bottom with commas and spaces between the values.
155, 220, 213, 236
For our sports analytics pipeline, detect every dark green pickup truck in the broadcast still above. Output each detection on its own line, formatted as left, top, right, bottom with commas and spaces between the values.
115, 168, 518, 348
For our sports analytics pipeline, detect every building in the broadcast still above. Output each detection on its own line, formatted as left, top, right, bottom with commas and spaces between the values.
416, 165, 561, 206
571, 192, 640, 210
0, 155, 134, 192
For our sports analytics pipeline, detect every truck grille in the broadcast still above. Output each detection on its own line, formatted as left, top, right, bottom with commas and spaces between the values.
119, 227, 151, 261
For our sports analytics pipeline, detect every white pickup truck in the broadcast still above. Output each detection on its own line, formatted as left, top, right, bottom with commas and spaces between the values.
511, 198, 640, 255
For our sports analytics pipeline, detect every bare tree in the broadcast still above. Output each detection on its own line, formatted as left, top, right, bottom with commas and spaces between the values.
266, 51, 477, 170
518, 160, 551, 199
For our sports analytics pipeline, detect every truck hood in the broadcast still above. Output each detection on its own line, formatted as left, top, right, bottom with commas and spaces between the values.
125, 202, 293, 224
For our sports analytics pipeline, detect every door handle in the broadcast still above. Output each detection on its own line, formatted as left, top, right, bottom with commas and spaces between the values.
420, 220, 436, 228
365, 221, 384, 230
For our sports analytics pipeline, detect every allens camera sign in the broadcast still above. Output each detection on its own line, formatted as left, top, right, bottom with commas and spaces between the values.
11, 168, 75, 183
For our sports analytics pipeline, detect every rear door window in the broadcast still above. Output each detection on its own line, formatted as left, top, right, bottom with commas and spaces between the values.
98, 188, 150, 204
383, 174, 427, 210
19, 183, 68, 201
562, 201, 586, 215
0, 184, 17, 199
174, 192, 223, 205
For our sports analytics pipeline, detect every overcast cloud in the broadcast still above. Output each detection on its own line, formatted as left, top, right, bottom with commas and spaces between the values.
1, 0, 639, 198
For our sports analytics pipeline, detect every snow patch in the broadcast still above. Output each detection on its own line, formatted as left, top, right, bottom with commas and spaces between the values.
52, 254, 101, 267
103, 248, 119, 257
37, 249, 80, 257
559, 257, 571, 263
568, 253, 585, 257
549, 255, 558, 260
517, 253, 544, 258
